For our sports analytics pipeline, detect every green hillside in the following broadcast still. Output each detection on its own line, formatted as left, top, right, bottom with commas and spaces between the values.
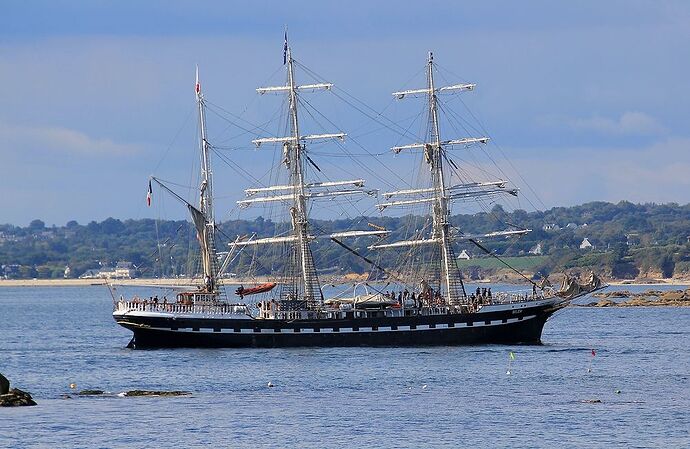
1, 201, 689, 280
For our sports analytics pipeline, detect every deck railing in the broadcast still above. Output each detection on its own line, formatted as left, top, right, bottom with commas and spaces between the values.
488, 289, 552, 305
114, 300, 250, 316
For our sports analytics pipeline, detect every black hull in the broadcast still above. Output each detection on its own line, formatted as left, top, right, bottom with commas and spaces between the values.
115, 302, 560, 349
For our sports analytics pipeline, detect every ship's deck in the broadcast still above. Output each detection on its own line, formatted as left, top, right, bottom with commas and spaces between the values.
113, 291, 558, 321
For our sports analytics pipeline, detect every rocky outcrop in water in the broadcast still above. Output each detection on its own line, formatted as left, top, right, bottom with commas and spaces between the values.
0, 374, 37, 407
582, 289, 690, 307
0, 373, 9, 395
1, 389, 37, 407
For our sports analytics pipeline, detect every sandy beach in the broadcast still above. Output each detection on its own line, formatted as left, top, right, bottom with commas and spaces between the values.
1, 277, 688, 288
607, 279, 690, 286
0, 278, 243, 288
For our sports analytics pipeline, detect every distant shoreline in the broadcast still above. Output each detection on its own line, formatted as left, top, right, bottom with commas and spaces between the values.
0, 278, 244, 288
1, 277, 688, 288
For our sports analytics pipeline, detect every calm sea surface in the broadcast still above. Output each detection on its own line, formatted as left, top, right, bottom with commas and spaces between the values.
1, 285, 689, 448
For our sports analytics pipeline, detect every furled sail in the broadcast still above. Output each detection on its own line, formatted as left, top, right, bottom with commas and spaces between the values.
557, 272, 603, 299
188, 204, 214, 291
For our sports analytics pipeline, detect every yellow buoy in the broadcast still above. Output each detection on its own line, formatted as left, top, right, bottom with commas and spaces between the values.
69, 383, 77, 389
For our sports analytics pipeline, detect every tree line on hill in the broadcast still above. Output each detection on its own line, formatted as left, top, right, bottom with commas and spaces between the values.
1, 201, 689, 280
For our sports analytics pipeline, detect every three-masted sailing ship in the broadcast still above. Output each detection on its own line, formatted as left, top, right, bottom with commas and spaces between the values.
113, 42, 603, 348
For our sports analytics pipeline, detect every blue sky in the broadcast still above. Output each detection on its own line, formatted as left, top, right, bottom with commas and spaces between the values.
1, 1, 689, 225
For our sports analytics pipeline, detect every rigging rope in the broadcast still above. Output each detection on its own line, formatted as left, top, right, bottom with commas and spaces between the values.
468, 238, 537, 287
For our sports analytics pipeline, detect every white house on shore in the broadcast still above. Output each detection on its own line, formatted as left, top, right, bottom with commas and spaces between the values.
579, 238, 593, 250
457, 250, 471, 260
79, 261, 136, 279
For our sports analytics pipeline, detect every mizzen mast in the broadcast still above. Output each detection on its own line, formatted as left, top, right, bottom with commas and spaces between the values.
197, 66, 214, 225
193, 66, 219, 292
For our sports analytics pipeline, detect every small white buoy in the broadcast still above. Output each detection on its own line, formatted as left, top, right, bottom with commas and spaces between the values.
69, 383, 77, 389
587, 368, 592, 373
267, 382, 274, 388
422, 384, 427, 390
506, 370, 511, 375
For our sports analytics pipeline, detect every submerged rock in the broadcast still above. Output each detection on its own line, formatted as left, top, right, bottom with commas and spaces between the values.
595, 290, 633, 299
123, 390, 191, 397
0, 388, 37, 407
65, 389, 191, 399
77, 389, 105, 396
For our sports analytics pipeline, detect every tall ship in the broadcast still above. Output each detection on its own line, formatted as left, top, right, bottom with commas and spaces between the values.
113, 41, 604, 348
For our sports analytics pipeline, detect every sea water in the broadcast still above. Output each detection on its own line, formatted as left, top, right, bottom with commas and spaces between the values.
1, 285, 688, 448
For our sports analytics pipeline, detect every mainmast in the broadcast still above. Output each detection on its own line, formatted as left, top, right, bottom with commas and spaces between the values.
240, 37, 386, 309
371, 52, 526, 304
285, 46, 320, 306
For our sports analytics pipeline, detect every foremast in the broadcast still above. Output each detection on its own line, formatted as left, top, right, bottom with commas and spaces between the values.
424, 52, 465, 304
371, 52, 527, 305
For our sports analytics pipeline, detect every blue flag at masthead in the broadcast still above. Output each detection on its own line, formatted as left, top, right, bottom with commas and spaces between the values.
283, 31, 288, 65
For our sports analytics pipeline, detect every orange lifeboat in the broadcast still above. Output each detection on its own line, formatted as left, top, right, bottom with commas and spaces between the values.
235, 282, 277, 298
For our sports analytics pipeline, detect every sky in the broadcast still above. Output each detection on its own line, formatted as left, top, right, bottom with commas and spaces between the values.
1, 0, 689, 226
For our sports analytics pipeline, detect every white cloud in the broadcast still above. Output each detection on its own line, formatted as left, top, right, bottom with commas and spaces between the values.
569, 111, 667, 136
0, 122, 142, 157
506, 137, 690, 208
